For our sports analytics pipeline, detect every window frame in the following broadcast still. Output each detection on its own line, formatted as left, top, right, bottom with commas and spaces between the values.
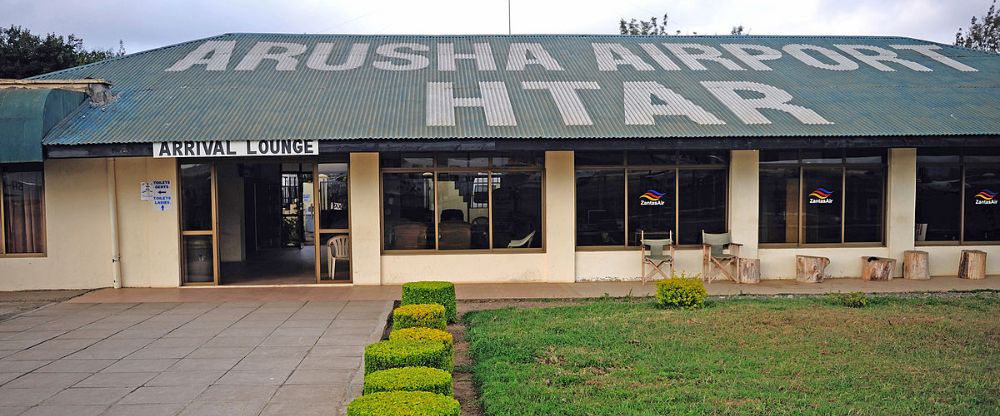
916, 149, 1000, 246
0, 163, 47, 257
758, 149, 886, 248
380, 153, 545, 254
574, 151, 729, 250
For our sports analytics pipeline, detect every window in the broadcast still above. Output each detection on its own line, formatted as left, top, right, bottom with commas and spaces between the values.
576, 151, 728, 247
916, 148, 1000, 244
759, 149, 885, 246
1, 164, 46, 255
382, 152, 543, 251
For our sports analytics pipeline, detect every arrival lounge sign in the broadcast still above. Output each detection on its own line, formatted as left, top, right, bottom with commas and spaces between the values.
153, 140, 319, 158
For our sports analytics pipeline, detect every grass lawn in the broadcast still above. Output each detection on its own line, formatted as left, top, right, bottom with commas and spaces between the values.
464, 293, 1000, 415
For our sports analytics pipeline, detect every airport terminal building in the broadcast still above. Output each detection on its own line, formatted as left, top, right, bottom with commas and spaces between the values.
0, 34, 997, 289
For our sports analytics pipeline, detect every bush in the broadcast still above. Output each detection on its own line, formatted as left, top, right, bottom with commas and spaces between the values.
364, 366, 454, 396
393, 304, 447, 330
364, 339, 451, 374
830, 291, 869, 308
390, 327, 454, 369
403, 281, 457, 323
346, 391, 460, 416
390, 327, 454, 350
655, 277, 707, 309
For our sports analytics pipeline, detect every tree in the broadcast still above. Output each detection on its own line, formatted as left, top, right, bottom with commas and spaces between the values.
620, 14, 675, 35
0, 25, 125, 79
955, 0, 999, 53
618, 13, 747, 36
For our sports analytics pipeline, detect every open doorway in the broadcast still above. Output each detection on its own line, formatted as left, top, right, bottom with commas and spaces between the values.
179, 159, 351, 285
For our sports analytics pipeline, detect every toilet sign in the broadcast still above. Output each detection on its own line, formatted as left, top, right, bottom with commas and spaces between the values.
140, 182, 154, 201
150, 180, 172, 211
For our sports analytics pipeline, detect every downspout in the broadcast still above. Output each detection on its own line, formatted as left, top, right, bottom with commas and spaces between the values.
107, 158, 122, 288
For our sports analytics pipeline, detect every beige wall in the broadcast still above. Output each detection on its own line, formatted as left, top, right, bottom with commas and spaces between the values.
729, 150, 759, 259
349, 152, 382, 285
0, 159, 113, 290
381, 253, 547, 284
113, 157, 181, 287
544, 151, 576, 283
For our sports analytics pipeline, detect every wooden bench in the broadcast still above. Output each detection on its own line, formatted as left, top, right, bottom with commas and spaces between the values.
958, 250, 987, 280
861, 256, 896, 281
796, 255, 829, 283
903, 250, 929, 280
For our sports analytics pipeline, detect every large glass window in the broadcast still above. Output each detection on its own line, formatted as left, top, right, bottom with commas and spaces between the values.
759, 149, 885, 246
576, 151, 728, 247
382, 153, 543, 251
1, 164, 45, 255
916, 148, 1000, 244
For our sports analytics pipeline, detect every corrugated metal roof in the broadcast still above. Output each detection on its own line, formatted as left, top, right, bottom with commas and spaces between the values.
28, 33, 1000, 145
0, 88, 86, 162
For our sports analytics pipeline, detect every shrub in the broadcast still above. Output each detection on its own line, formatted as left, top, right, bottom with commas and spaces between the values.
390, 327, 454, 350
655, 277, 707, 309
346, 391, 460, 416
390, 327, 454, 369
393, 304, 447, 330
830, 291, 869, 308
364, 366, 454, 396
364, 339, 451, 374
403, 281, 457, 323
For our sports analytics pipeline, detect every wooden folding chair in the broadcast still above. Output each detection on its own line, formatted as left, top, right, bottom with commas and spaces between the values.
701, 231, 742, 283
640, 230, 675, 284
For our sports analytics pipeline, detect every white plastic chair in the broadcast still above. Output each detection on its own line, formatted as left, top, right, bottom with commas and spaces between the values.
507, 230, 536, 248
327, 235, 350, 279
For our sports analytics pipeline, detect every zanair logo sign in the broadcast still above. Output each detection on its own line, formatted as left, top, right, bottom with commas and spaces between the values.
808, 187, 834, 204
639, 190, 666, 206
975, 189, 997, 205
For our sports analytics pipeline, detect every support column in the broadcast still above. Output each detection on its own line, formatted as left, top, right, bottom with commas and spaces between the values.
349, 152, 382, 285
545, 151, 576, 282
886, 148, 916, 278
728, 150, 759, 259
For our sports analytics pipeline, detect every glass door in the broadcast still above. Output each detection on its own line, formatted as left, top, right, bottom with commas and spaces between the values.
315, 163, 351, 282
179, 163, 218, 285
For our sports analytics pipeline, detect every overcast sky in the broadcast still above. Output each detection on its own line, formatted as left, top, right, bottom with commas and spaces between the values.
1, 0, 989, 53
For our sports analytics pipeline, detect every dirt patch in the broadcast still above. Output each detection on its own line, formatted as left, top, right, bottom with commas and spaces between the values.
0, 290, 90, 322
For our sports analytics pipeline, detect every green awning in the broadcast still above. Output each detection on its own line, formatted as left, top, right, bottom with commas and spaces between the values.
0, 88, 86, 163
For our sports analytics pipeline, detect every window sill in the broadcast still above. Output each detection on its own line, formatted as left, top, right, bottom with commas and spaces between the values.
758, 243, 885, 249
0, 253, 47, 258
916, 241, 1000, 247
381, 248, 545, 255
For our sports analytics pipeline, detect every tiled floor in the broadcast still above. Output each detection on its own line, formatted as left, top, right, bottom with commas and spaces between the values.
0, 300, 391, 415
69, 276, 1000, 304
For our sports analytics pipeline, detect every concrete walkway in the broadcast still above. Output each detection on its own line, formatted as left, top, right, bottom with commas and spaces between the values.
0, 300, 391, 416
69, 276, 1000, 304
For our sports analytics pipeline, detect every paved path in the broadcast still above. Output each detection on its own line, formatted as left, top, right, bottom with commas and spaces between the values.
70, 276, 1000, 304
0, 300, 391, 415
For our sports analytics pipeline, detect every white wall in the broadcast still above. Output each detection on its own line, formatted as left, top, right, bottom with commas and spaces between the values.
113, 157, 181, 287
0, 158, 113, 290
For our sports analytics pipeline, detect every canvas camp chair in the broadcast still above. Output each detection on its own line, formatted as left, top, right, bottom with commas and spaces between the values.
702, 231, 742, 283
640, 230, 675, 284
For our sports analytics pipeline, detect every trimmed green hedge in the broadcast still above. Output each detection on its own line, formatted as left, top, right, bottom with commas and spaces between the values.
364, 339, 451, 374
390, 327, 454, 369
390, 327, 454, 350
364, 366, 454, 396
393, 304, 447, 330
402, 281, 457, 323
655, 277, 707, 309
347, 391, 460, 416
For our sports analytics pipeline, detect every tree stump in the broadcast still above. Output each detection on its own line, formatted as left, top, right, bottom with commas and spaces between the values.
862, 256, 896, 281
958, 250, 987, 280
903, 250, 930, 280
738, 258, 760, 284
796, 255, 829, 283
